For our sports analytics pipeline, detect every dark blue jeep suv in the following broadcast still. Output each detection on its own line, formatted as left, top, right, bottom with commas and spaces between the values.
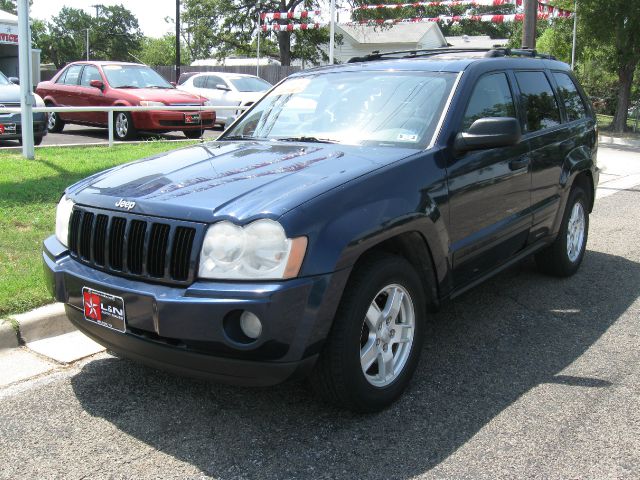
43, 48, 598, 412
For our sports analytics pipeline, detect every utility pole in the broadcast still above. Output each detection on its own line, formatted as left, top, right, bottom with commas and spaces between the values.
86, 28, 89, 60
175, 0, 181, 83
571, 0, 578, 69
521, 0, 538, 49
329, 0, 336, 64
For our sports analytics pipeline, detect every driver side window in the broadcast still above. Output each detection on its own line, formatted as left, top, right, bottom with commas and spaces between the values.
462, 73, 516, 131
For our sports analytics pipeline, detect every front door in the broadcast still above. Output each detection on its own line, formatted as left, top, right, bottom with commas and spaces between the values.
447, 71, 532, 288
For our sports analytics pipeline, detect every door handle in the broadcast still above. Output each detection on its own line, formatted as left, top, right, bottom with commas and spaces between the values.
509, 157, 529, 171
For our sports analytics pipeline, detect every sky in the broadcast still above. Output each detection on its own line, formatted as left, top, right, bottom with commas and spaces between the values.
30, 0, 177, 38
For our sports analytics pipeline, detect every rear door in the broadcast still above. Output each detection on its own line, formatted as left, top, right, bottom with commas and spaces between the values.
55, 64, 84, 122
447, 71, 532, 287
512, 70, 567, 242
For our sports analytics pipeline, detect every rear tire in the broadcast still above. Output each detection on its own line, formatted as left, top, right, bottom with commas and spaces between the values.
34, 135, 43, 146
309, 254, 426, 412
535, 184, 589, 277
114, 112, 137, 141
47, 109, 65, 133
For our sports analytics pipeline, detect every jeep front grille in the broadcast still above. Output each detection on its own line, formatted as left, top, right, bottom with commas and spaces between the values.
68, 207, 203, 285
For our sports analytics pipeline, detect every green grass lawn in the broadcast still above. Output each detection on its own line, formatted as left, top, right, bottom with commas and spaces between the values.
0, 141, 194, 317
597, 114, 640, 133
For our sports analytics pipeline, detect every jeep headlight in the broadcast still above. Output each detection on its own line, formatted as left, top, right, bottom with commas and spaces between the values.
198, 219, 307, 280
55, 195, 75, 247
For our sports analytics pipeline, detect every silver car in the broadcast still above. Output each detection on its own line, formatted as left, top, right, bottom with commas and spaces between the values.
0, 71, 48, 145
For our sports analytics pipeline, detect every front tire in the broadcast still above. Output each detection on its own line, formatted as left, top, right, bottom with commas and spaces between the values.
47, 109, 65, 133
535, 184, 589, 277
309, 254, 426, 412
114, 112, 137, 141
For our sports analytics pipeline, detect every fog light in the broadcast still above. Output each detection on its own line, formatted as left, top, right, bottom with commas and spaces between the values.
239, 311, 262, 339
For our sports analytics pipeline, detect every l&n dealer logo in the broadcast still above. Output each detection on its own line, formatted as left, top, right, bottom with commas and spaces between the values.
83, 291, 102, 321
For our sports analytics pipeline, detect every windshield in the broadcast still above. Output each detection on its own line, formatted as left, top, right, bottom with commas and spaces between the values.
0, 71, 10, 85
224, 71, 456, 148
102, 64, 173, 89
229, 76, 272, 92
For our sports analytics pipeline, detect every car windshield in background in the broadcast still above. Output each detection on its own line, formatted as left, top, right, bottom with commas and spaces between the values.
224, 71, 457, 148
102, 65, 173, 89
229, 77, 272, 92
0, 71, 11, 85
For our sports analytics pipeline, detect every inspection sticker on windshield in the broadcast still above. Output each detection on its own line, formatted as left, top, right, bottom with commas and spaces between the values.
397, 133, 418, 142
82, 287, 126, 333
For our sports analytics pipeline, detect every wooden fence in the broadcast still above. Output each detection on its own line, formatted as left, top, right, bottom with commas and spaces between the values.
152, 65, 303, 85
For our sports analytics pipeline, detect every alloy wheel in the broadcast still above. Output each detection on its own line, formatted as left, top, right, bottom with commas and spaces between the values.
360, 284, 415, 387
566, 202, 585, 262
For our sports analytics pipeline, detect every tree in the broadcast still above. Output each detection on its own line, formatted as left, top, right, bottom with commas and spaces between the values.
580, 0, 640, 131
181, 0, 329, 66
0, 0, 31, 15
139, 35, 191, 66
32, 4, 143, 68
89, 4, 143, 62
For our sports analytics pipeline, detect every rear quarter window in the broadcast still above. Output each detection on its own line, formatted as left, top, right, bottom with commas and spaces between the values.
514, 71, 561, 133
553, 72, 588, 121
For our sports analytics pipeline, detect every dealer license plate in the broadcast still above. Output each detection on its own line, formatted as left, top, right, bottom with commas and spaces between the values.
0, 123, 16, 134
82, 287, 126, 333
184, 113, 201, 124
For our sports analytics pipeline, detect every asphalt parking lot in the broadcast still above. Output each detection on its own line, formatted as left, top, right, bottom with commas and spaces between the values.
1, 145, 639, 479
0, 123, 222, 148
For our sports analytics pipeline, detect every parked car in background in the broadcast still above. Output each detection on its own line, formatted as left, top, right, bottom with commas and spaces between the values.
36, 62, 215, 140
177, 72, 271, 127
0, 70, 48, 145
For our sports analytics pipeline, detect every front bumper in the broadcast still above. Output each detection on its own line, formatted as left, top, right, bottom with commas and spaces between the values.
0, 112, 48, 140
131, 110, 216, 132
43, 235, 347, 386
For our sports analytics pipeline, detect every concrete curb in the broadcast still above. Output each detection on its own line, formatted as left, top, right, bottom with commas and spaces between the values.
599, 135, 640, 148
8, 303, 74, 344
0, 319, 19, 351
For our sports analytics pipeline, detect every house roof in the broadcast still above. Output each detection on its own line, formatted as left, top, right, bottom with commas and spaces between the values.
336, 22, 447, 46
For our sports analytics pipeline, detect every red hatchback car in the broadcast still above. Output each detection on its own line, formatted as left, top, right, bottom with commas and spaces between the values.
36, 61, 215, 140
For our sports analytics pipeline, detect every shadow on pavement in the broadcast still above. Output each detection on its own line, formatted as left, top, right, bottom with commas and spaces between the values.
71, 250, 638, 478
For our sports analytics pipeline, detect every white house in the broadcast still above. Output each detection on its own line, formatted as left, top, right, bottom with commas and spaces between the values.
446, 35, 509, 49
329, 22, 448, 63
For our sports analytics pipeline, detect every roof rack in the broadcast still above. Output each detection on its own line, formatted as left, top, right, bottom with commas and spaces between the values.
347, 47, 556, 63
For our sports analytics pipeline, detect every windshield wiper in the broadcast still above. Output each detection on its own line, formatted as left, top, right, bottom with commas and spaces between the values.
220, 135, 262, 141
276, 136, 337, 144
147, 85, 171, 89
116, 85, 139, 89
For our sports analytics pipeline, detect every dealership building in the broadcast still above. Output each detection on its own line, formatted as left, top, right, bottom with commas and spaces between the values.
0, 9, 40, 86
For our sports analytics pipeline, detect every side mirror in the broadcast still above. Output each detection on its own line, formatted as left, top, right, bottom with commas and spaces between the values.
216, 84, 231, 91
454, 117, 521, 153
89, 79, 104, 90
8, 77, 19, 85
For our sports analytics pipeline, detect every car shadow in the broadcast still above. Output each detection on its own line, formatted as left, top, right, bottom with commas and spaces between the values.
70, 250, 637, 478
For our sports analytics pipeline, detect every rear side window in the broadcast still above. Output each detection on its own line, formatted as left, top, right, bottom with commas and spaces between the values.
553, 72, 588, 121
515, 71, 561, 132
462, 73, 516, 131
61, 65, 83, 86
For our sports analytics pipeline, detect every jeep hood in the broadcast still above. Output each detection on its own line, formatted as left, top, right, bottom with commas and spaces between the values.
66, 140, 419, 223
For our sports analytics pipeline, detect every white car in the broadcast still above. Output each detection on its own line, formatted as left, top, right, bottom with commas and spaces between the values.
177, 72, 272, 127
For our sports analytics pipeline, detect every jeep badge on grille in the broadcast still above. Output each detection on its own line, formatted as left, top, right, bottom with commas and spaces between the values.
115, 199, 136, 210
